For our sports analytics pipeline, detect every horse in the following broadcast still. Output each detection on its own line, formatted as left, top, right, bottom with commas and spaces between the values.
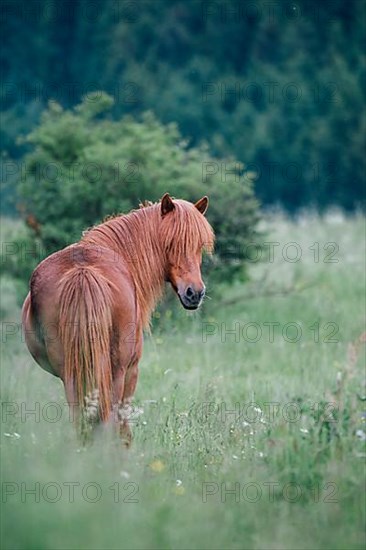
22, 193, 214, 443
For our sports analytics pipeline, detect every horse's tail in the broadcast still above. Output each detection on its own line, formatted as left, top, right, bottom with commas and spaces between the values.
58, 267, 113, 422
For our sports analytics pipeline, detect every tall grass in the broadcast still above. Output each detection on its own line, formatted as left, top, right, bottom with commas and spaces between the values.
1, 212, 365, 550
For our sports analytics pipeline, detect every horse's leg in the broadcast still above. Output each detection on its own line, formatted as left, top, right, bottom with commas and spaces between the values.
63, 379, 80, 425
118, 320, 143, 445
111, 369, 129, 445
118, 361, 140, 446
111, 322, 142, 446
110, 364, 139, 446
64, 378, 105, 442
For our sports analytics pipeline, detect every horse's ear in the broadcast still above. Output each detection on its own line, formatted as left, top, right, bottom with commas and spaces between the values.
161, 193, 175, 217
194, 196, 209, 216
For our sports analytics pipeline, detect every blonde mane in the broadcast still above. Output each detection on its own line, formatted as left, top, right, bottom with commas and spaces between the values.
82, 199, 214, 327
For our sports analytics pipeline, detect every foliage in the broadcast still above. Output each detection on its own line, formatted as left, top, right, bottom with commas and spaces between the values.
2, 0, 365, 211
0, 217, 39, 305
16, 93, 260, 285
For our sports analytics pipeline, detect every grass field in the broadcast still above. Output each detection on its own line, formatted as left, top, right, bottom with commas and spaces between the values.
1, 212, 365, 550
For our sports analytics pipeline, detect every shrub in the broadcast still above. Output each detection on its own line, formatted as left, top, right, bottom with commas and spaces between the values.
17, 93, 260, 285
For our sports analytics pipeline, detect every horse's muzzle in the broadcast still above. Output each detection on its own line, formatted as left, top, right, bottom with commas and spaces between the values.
178, 286, 205, 310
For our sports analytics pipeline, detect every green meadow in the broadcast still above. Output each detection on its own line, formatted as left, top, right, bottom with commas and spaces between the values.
1, 212, 365, 550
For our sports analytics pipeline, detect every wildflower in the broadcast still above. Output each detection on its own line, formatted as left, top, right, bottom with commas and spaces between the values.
150, 460, 165, 473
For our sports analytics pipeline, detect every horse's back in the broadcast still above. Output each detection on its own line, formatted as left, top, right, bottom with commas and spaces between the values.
31, 242, 134, 304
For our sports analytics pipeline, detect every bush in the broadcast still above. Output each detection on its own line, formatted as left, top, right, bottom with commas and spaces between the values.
17, 93, 260, 285
0, 217, 39, 304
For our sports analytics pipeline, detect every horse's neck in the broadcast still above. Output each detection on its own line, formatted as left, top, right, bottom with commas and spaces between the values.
82, 209, 166, 327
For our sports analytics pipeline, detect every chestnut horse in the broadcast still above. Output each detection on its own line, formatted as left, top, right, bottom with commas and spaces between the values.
22, 194, 214, 442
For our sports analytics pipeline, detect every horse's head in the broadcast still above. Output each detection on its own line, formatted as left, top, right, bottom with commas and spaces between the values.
160, 193, 214, 310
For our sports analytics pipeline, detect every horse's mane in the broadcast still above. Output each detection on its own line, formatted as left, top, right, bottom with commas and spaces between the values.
82, 199, 214, 328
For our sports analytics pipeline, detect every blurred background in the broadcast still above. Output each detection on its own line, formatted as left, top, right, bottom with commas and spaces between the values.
1, 0, 365, 295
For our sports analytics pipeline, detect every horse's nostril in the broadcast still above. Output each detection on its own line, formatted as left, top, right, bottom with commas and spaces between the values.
186, 286, 194, 298
184, 287, 204, 304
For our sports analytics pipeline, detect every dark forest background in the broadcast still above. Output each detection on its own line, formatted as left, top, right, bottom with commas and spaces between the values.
1, 0, 365, 214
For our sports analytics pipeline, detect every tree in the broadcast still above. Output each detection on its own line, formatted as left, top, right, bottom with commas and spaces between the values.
2, 1, 364, 212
